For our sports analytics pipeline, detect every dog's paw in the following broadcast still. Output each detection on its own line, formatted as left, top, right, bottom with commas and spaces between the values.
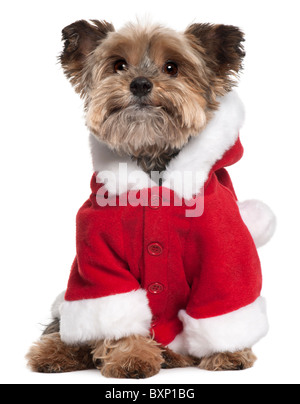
161, 347, 200, 369
101, 356, 162, 379
92, 335, 163, 379
26, 332, 94, 373
198, 348, 257, 371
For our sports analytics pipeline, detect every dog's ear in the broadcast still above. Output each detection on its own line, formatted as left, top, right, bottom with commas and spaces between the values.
60, 20, 115, 94
185, 24, 245, 89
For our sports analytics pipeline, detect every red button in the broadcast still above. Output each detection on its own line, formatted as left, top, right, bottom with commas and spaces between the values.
149, 195, 162, 209
148, 283, 164, 294
148, 243, 163, 256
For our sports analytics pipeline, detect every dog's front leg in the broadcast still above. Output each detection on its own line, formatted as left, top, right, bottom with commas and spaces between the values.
92, 335, 163, 379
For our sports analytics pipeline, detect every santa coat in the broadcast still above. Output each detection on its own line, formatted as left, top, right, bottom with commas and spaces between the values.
54, 91, 275, 358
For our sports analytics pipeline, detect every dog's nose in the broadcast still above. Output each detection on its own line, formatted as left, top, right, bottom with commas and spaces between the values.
130, 77, 153, 97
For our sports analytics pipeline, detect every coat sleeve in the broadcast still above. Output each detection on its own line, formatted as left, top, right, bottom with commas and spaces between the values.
178, 174, 269, 358
59, 199, 152, 345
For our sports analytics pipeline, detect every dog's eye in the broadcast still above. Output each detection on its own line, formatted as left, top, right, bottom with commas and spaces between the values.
163, 62, 178, 77
114, 59, 128, 73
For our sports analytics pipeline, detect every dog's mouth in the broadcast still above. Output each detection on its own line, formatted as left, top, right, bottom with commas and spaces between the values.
109, 100, 173, 118
108, 102, 155, 118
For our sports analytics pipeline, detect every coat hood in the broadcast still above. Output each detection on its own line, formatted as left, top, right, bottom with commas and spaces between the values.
90, 90, 245, 200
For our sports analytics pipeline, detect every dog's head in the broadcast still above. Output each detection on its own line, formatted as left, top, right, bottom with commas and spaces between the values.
60, 20, 245, 169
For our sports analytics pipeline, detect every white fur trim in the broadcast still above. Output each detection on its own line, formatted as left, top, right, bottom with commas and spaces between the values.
238, 200, 276, 248
90, 91, 245, 199
178, 297, 269, 358
59, 290, 152, 345
163, 91, 245, 200
167, 332, 189, 356
90, 135, 156, 195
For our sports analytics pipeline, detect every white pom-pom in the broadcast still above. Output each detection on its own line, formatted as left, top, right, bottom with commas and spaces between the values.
238, 200, 276, 248
51, 291, 65, 319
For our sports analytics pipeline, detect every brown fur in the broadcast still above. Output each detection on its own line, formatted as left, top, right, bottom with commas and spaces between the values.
198, 349, 257, 371
60, 20, 115, 95
60, 20, 244, 172
42, 318, 60, 335
26, 333, 94, 373
92, 335, 163, 379
161, 347, 200, 369
26, 21, 249, 378
134, 147, 180, 174
185, 24, 245, 93
27, 327, 256, 376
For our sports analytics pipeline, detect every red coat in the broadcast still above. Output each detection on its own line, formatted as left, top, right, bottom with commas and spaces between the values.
57, 92, 272, 357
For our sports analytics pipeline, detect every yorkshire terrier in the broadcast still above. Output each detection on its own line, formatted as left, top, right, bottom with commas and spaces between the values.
27, 20, 275, 378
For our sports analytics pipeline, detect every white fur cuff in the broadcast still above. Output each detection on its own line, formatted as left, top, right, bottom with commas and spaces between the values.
178, 297, 269, 358
238, 200, 276, 248
59, 290, 152, 345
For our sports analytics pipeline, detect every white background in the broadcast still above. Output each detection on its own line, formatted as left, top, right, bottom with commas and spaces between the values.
0, 0, 299, 384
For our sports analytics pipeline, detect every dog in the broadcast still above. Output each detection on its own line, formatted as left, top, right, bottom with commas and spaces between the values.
26, 20, 275, 378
